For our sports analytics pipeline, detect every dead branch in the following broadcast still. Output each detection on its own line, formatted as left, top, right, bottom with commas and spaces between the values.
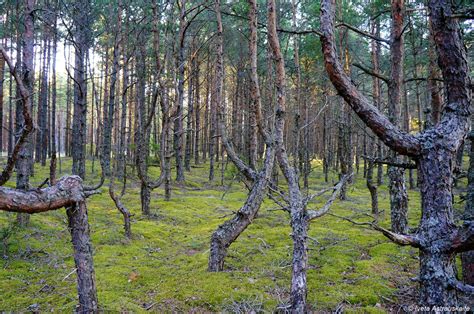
0, 45, 35, 186
306, 173, 352, 220
328, 212, 421, 248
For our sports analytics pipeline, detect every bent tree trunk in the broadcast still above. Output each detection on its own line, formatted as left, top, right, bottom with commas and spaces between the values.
208, 0, 276, 272
0, 176, 98, 311
208, 151, 274, 271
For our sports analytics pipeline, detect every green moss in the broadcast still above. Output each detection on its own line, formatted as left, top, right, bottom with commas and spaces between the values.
0, 158, 422, 312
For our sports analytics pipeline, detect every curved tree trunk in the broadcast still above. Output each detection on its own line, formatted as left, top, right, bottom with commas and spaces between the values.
208, 164, 273, 271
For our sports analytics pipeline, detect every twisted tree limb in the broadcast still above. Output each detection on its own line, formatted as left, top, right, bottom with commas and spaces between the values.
0, 45, 34, 186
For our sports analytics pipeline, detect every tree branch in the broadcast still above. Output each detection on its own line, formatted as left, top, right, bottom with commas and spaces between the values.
0, 45, 35, 186
0, 176, 85, 214
319, 0, 421, 158
352, 63, 389, 84
306, 174, 352, 220
361, 155, 417, 169
328, 213, 421, 248
448, 278, 474, 294
450, 221, 474, 253
336, 22, 390, 44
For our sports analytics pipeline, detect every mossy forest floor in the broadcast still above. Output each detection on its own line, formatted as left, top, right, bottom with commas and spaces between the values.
0, 157, 466, 312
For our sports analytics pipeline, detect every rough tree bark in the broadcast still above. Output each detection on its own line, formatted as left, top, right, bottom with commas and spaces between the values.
320, 0, 473, 305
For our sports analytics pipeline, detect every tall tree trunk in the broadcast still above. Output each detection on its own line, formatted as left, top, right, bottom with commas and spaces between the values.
68, 0, 98, 310
15, 0, 35, 227
101, 7, 121, 178
387, 0, 408, 234
0, 41, 4, 154
184, 45, 194, 172
174, 0, 186, 183
194, 55, 201, 165
36, 36, 49, 166
135, 41, 151, 216
50, 8, 58, 185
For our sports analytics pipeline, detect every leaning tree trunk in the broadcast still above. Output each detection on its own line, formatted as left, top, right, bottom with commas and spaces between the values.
208, 0, 277, 272
208, 162, 273, 271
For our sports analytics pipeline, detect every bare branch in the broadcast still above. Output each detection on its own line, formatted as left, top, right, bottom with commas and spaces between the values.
448, 278, 474, 294
361, 155, 417, 169
352, 63, 389, 84
267, 193, 290, 212
306, 173, 352, 220
336, 22, 390, 44
450, 221, 474, 253
328, 213, 421, 248
0, 45, 35, 186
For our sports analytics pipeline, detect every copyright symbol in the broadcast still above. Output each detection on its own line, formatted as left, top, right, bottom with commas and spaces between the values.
407, 305, 416, 312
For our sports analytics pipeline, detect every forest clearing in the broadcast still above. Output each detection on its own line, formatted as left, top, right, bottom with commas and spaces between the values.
0, 0, 473, 312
